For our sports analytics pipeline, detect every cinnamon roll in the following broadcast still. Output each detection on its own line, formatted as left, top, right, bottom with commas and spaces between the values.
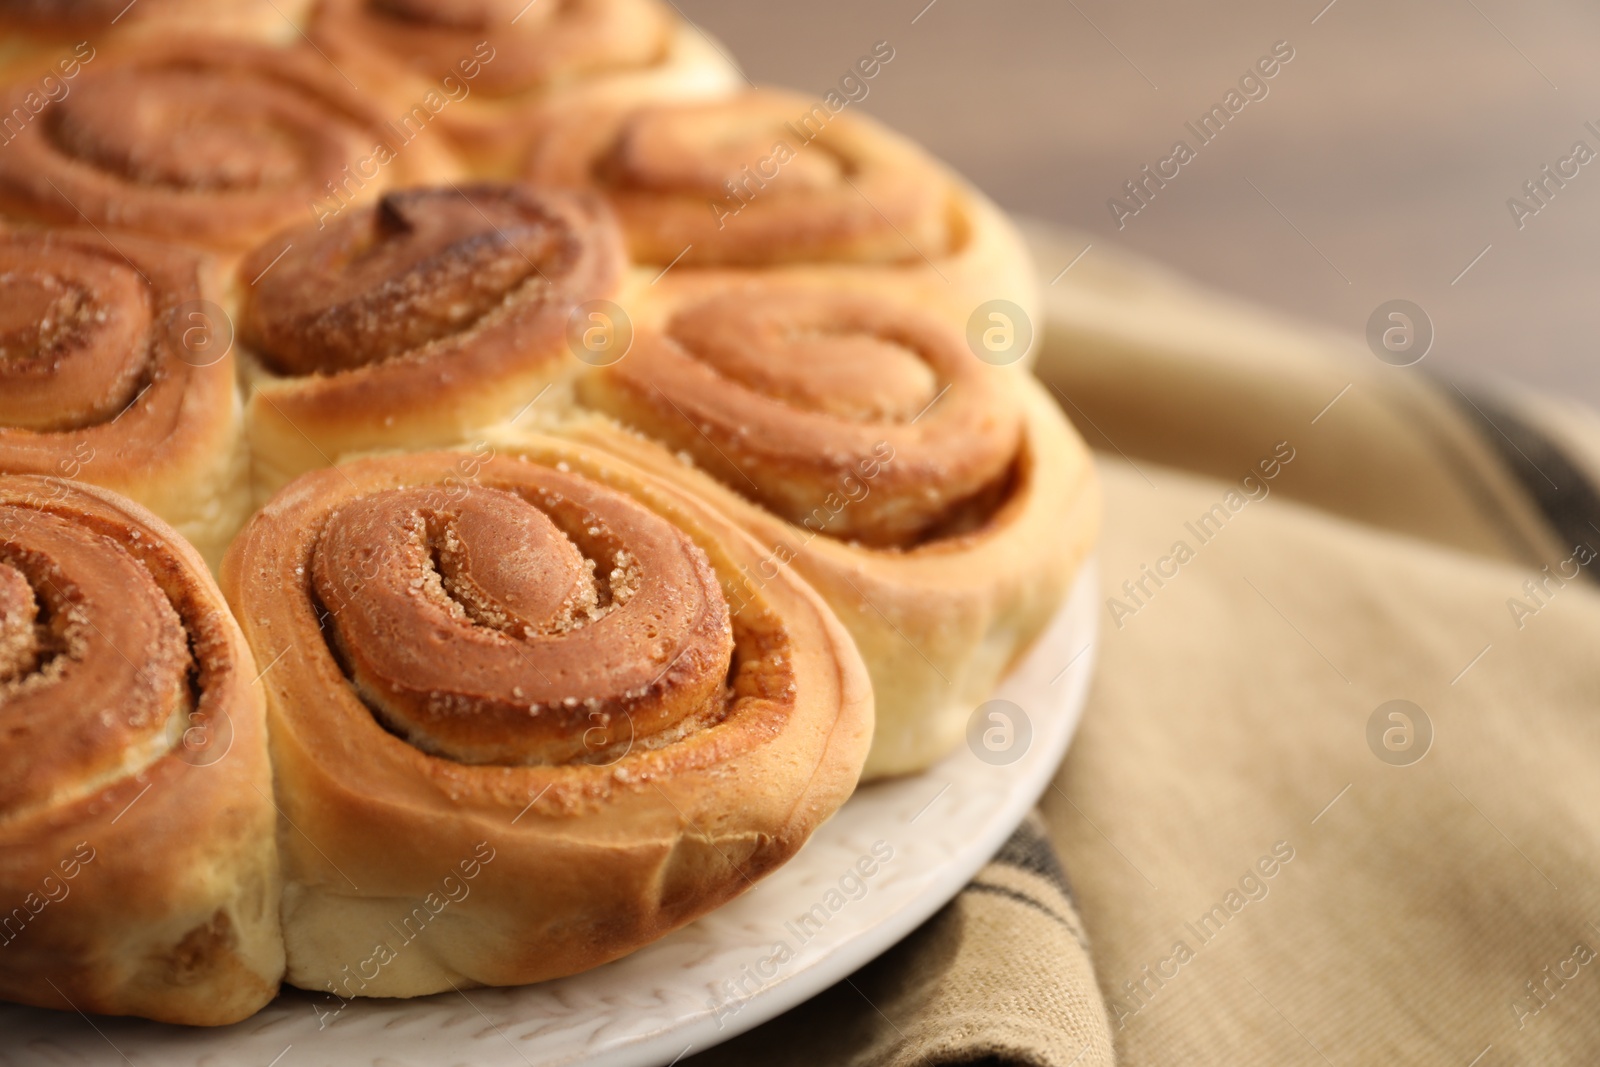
237, 182, 625, 499
220, 442, 871, 997
306, 0, 741, 175
523, 89, 1037, 345
0, 226, 248, 568
555, 285, 1098, 777
0, 476, 282, 1026
0, 37, 458, 256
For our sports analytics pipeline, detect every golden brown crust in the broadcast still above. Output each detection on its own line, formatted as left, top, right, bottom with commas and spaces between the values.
526, 89, 952, 267
0, 476, 282, 1025
238, 183, 626, 499
311, 476, 733, 766
0, 37, 458, 254
523, 88, 1039, 349
541, 293, 1098, 777
220, 441, 871, 996
0, 226, 248, 567
577, 287, 1023, 547
305, 0, 739, 175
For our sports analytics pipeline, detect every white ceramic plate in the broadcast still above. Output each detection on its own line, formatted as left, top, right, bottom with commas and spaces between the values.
0, 561, 1098, 1067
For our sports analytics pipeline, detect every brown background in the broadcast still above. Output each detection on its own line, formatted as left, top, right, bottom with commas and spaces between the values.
676, 0, 1600, 405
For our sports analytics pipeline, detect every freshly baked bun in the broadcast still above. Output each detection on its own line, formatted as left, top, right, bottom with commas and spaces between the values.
236, 182, 625, 500
221, 442, 871, 997
523, 89, 1037, 345
0, 476, 282, 1026
554, 285, 1097, 777
581, 288, 1022, 546
306, 0, 741, 175
0, 37, 458, 257
0, 226, 248, 568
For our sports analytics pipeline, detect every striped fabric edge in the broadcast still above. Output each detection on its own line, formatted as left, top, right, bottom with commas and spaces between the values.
960, 813, 1091, 953
1446, 382, 1600, 580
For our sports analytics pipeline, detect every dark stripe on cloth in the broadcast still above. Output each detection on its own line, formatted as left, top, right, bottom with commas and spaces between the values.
963, 881, 1088, 951
991, 817, 1078, 904
1451, 384, 1600, 575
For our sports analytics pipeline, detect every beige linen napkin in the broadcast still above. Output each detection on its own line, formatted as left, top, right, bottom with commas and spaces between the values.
689, 224, 1600, 1066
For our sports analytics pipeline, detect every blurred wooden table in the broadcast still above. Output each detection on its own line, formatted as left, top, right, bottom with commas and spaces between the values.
677, 0, 1600, 406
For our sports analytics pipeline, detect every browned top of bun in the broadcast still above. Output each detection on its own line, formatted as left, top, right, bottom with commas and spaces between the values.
0, 39, 420, 250
0, 227, 235, 483
525, 89, 954, 267
0, 476, 239, 818
244, 184, 617, 373
579, 286, 1023, 547
224, 446, 870, 806
311, 475, 732, 765
240, 183, 623, 429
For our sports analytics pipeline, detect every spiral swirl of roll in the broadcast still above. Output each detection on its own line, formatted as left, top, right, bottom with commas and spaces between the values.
0, 39, 431, 251
0, 233, 152, 433
229, 444, 859, 780
0, 481, 219, 814
578, 288, 1023, 547
0, 475, 282, 1025
312, 474, 732, 766
0, 230, 240, 551
223, 444, 870, 996
241, 183, 621, 379
524, 90, 954, 267
310, 0, 672, 98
